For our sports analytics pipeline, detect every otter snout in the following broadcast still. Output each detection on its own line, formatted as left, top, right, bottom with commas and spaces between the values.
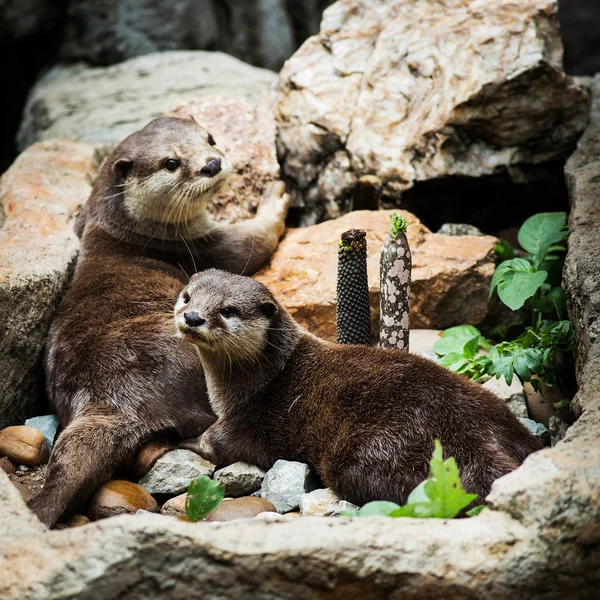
184, 311, 205, 327
200, 158, 222, 178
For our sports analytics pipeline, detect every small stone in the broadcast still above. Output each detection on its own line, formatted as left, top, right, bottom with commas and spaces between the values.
17, 465, 29, 472
138, 449, 215, 495
213, 462, 266, 497
483, 377, 528, 419
64, 514, 90, 528
0, 426, 49, 467
24, 415, 60, 452
0, 457, 16, 474
206, 497, 276, 522
299, 488, 358, 517
437, 223, 484, 237
548, 416, 570, 447
160, 493, 188, 517
253, 512, 293, 522
88, 480, 158, 520
523, 381, 564, 427
519, 418, 550, 439
133, 440, 175, 478
260, 460, 315, 513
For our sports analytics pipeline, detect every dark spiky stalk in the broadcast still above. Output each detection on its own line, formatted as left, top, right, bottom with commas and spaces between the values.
380, 213, 411, 350
336, 229, 372, 346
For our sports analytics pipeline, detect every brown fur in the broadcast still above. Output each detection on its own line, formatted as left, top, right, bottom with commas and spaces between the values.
29, 117, 289, 527
176, 270, 543, 507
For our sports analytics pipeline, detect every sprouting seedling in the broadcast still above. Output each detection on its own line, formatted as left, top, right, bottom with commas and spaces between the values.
336, 228, 373, 346
185, 475, 225, 522
379, 212, 412, 351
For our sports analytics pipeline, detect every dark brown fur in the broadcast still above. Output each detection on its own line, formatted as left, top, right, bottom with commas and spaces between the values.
176, 270, 543, 507
29, 117, 289, 527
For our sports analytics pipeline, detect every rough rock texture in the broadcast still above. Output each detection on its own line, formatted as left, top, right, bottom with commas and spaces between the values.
0, 140, 95, 428
169, 97, 281, 223
256, 210, 497, 340
160, 493, 188, 517
213, 463, 266, 497
17, 51, 277, 151
482, 377, 528, 419
260, 460, 315, 513
138, 450, 215, 495
58, 0, 331, 71
275, 0, 589, 224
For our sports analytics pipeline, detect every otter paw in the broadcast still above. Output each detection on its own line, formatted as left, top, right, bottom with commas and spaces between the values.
180, 434, 218, 464
258, 181, 291, 221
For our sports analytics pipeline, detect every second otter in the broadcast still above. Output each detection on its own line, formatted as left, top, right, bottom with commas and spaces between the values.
175, 270, 542, 507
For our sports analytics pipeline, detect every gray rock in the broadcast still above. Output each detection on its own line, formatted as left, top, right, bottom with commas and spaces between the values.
436, 223, 484, 237
214, 462, 266, 497
519, 418, 550, 439
17, 51, 277, 151
276, 0, 589, 223
138, 449, 215, 495
260, 459, 314, 513
548, 416, 570, 447
483, 377, 528, 419
299, 488, 357, 517
24, 415, 59, 452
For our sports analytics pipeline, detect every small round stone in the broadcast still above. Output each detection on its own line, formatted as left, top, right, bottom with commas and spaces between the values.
160, 493, 187, 517
0, 426, 49, 467
206, 497, 276, 522
88, 480, 158, 520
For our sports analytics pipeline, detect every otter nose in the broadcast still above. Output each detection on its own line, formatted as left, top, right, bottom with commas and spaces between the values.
200, 158, 221, 177
184, 311, 205, 327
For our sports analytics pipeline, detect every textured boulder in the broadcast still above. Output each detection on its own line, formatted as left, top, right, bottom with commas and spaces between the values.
275, 0, 589, 223
260, 460, 315, 513
0, 140, 95, 428
17, 51, 277, 151
256, 210, 497, 339
213, 462, 266, 497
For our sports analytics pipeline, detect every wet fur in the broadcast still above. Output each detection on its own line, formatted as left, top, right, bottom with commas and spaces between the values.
177, 270, 543, 507
29, 118, 289, 527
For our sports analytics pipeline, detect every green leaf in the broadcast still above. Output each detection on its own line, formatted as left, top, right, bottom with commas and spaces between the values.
185, 476, 225, 522
433, 325, 482, 356
357, 501, 401, 517
389, 212, 409, 237
439, 352, 469, 372
518, 212, 567, 267
495, 238, 514, 264
463, 336, 481, 359
490, 257, 532, 298
466, 505, 486, 517
497, 269, 548, 310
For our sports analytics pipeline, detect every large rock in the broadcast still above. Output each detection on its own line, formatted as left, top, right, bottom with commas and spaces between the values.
260, 460, 315, 513
256, 210, 497, 339
0, 140, 95, 428
17, 51, 277, 151
275, 0, 589, 223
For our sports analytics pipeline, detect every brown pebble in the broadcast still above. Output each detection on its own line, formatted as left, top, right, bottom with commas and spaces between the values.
65, 514, 90, 528
0, 426, 49, 467
88, 480, 158, 520
206, 496, 276, 522
284, 511, 302, 518
0, 457, 16, 474
133, 440, 175, 478
160, 492, 187, 516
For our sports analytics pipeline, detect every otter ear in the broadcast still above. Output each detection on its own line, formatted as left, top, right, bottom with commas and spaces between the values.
112, 158, 133, 182
260, 301, 278, 318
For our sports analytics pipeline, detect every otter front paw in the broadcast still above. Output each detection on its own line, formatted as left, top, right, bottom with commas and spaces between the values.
180, 429, 219, 464
257, 180, 291, 226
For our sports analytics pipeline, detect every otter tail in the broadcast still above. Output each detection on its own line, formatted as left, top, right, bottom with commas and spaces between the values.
28, 405, 144, 528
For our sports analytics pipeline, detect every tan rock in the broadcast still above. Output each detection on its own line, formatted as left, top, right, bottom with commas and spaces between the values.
133, 440, 175, 479
88, 480, 158, 521
276, 0, 589, 223
206, 497, 277, 522
256, 210, 496, 339
0, 457, 16, 474
160, 493, 188, 517
0, 426, 49, 467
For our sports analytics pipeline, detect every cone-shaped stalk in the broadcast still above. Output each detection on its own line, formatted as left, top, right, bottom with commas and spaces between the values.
336, 229, 372, 346
380, 213, 411, 350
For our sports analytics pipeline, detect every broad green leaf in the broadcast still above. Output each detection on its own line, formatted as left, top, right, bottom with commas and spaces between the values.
497, 270, 548, 310
357, 501, 401, 516
463, 336, 481, 359
466, 505, 486, 517
518, 212, 567, 267
490, 258, 532, 297
185, 476, 225, 522
495, 238, 514, 264
490, 356, 515, 385
439, 352, 469, 372
433, 325, 482, 356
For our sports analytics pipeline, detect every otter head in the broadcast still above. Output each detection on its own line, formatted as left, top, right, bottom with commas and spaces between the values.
96, 116, 233, 236
174, 269, 279, 362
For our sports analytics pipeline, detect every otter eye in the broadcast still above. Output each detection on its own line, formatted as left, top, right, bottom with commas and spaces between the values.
207, 134, 216, 146
164, 158, 180, 172
219, 306, 240, 319
182, 292, 190, 304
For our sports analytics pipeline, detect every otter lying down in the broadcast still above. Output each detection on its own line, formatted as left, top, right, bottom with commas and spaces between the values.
175, 270, 541, 508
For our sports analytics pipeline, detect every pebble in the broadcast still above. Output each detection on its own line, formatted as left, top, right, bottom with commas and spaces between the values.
519, 418, 550, 439
548, 416, 570, 447
253, 512, 294, 522
138, 449, 215, 495
0, 426, 49, 467
88, 480, 158, 520
24, 415, 60, 452
160, 493, 188, 517
133, 440, 175, 478
55, 514, 90, 530
0, 457, 16, 474
213, 462, 266, 497
436, 223, 484, 236
260, 460, 315, 513
299, 488, 358, 517
483, 377, 528, 419
206, 497, 277, 522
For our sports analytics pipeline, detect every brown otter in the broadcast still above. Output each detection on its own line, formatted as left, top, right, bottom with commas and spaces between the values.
28, 117, 289, 527
175, 270, 542, 507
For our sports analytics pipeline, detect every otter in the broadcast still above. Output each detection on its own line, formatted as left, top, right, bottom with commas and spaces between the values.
28, 117, 289, 527
175, 270, 542, 508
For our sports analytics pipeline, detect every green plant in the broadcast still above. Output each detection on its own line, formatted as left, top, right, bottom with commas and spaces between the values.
185, 476, 225, 522
347, 441, 480, 519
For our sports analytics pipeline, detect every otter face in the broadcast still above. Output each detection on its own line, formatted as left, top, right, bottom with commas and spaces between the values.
174, 270, 278, 362
111, 116, 234, 225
